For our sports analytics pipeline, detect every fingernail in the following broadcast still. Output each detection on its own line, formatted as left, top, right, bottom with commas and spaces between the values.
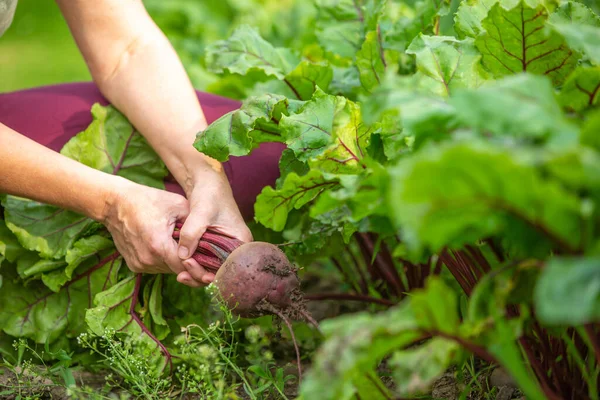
178, 246, 189, 259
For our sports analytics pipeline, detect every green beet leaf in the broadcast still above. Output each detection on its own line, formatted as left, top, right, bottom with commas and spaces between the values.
407, 34, 488, 97
285, 61, 334, 100
61, 103, 168, 189
581, 109, 600, 151
386, 0, 451, 51
356, 30, 387, 92
308, 97, 373, 174
86, 274, 170, 375
387, 141, 584, 257
0, 253, 121, 344
548, 0, 600, 26
475, 0, 579, 85
390, 338, 460, 396
204, 25, 299, 79
540, 147, 600, 206
314, 0, 367, 58
38, 235, 116, 293
548, 2, 600, 65
195, 93, 292, 161
300, 277, 471, 399
279, 88, 338, 161
299, 301, 421, 400
310, 162, 390, 224
535, 257, 600, 325
2, 196, 98, 260
454, 0, 520, 39
465, 270, 547, 400
558, 67, 600, 112
276, 148, 310, 188
360, 73, 456, 149
254, 170, 340, 231
449, 73, 579, 147
0, 219, 28, 263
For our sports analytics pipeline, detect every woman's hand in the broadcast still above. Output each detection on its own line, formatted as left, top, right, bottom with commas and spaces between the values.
103, 178, 193, 279
174, 167, 253, 287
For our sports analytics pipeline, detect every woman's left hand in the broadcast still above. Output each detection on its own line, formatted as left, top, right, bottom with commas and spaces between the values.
174, 166, 253, 287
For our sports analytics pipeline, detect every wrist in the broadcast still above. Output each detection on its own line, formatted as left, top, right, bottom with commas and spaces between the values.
165, 148, 228, 196
97, 175, 135, 224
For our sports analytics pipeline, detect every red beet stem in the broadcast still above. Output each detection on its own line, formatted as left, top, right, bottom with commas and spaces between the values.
172, 222, 245, 272
201, 230, 244, 253
191, 253, 222, 272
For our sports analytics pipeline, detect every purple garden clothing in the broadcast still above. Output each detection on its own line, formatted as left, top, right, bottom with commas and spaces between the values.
0, 82, 284, 220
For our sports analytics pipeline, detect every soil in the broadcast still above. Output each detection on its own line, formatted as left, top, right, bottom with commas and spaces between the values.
0, 367, 107, 399
0, 362, 527, 400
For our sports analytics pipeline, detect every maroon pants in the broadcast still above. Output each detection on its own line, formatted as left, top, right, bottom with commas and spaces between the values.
0, 83, 284, 220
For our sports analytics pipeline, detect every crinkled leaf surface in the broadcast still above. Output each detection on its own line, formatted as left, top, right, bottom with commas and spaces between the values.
0, 253, 121, 343
205, 25, 299, 79
407, 34, 488, 96
454, 0, 520, 38
39, 235, 116, 292
558, 66, 600, 112
534, 257, 600, 325
279, 89, 338, 161
548, 0, 600, 26
387, 141, 584, 256
361, 74, 456, 147
386, 0, 451, 51
308, 97, 372, 174
449, 73, 579, 146
61, 104, 168, 189
2, 196, 98, 260
548, 1, 600, 65
276, 148, 310, 188
356, 30, 387, 92
285, 61, 334, 100
475, 1, 579, 85
254, 170, 339, 231
194, 94, 290, 161
314, 0, 367, 58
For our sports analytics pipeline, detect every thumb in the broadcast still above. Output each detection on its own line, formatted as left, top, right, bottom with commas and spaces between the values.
177, 209, 208, 260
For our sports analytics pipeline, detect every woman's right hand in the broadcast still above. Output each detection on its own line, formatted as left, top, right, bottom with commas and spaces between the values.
102, 178, 210, 287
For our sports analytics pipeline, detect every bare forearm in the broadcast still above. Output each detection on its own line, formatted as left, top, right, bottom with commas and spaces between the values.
0, 123, 122, 221
97, 33, 220, 191
56, 0, 223, 194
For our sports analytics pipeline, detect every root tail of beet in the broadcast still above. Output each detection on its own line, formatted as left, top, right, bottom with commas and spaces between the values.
297, 308, 322, 334
263, 303, 303, 382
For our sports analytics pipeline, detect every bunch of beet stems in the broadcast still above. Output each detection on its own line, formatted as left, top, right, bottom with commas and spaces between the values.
172, 222, 244, 272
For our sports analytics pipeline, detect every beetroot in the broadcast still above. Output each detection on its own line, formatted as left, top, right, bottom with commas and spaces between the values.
213, 242, 301, 317
172, 223, 319, 379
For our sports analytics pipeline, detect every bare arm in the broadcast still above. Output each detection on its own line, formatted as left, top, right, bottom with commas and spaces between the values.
0, 122, 121, 221
55, 0, 219, 194
55, 0, 252, 284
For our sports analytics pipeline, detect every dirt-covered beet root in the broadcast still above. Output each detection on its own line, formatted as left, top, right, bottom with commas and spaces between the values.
213, 242, 301, 318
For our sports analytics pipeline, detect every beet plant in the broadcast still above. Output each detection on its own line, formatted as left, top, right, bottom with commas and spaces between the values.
192, 0, 600, 398
1, 0, 600, 398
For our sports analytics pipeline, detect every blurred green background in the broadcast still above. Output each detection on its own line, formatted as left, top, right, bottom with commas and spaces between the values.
0, 0, 315, 94
0, 0, 90, 93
